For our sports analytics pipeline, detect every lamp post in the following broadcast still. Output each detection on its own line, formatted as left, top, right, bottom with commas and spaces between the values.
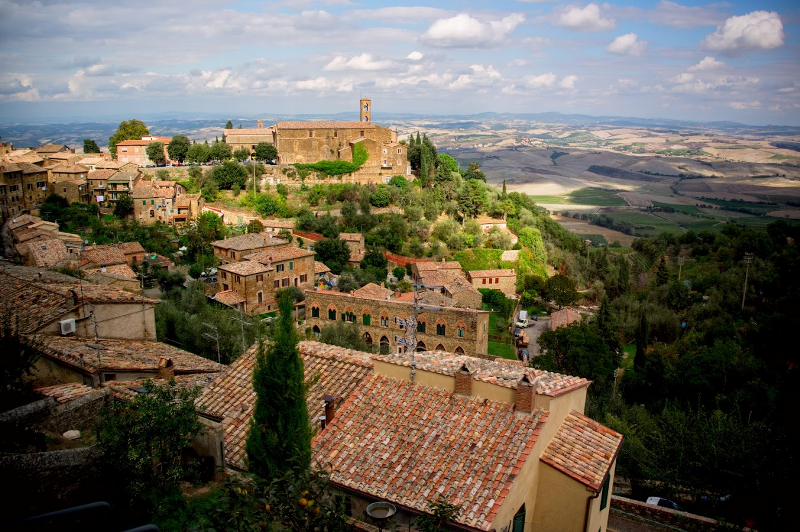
741, 253, 754, 311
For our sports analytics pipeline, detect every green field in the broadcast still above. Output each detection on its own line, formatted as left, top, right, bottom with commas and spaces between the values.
488, 341, 517, 360
529, 187, 626, 207
454, 248, 510, 271
652, 201, 702, 215
700, 198, 779, 214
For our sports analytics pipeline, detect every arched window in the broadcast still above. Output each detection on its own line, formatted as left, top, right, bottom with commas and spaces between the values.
416, 341, 426, 352
417, 316, 426, 333
456, 320, 466, 338
311, 305, 320, 318
362, 312, 371, 326
364, 332, 373, 345
435, 344, 446, 352
312, 325, 321, 338
328, 306, 337, 320
380, 313, 389, 327
454, 346, 465, 355
379, 336, 390, 355
436, 319, 446, 336
343, 307, 355, 323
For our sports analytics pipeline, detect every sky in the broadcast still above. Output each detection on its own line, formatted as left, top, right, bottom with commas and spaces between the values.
1, 0, 798, 126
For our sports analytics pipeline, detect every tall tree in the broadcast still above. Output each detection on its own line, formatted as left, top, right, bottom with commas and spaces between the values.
254, 142, 277, 163
225, 120, 233, 129
145, 141, 166, 166
246, 291, 310, 479
109, 119, 149, 159
209, 140, 232, 161
167, 135, 191, 163
314, 238, 350, 274
634, 312, 649, 372
113, 194, 134, 218
83, 139, 101, 154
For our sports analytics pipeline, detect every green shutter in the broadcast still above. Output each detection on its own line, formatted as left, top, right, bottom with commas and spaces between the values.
512, 507, 525, 532
600, 475, 610, 510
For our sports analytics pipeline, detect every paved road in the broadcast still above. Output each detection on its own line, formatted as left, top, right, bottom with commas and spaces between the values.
524, 317, 550, 358
608, 510, 683, 532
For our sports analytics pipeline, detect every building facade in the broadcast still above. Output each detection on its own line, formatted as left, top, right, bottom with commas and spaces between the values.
467, 269, 517, 296
116, 135, 172, 166
304, 287, 490, 357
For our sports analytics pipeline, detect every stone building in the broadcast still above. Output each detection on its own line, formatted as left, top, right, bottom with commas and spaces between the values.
211, 233, 288, 263
196, 340, 623, 532
131, 181, 184, 225
338, 232, 365, 264
215, 246, 316, 314
50, 163, 89, 185
106, 172, 137, 210
173, 193, 204, 224
116, 135, 172, 166
223, 120, 276, 154
416, 270, 483, 310
19, 163, 49, 211
304, 285, 490, 357
51, 178, 91, 205
467, 268, 517, 296
411, 259, 465, 281
0, 162, 25, 219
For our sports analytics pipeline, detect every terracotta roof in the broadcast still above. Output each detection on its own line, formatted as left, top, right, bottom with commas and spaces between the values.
444, 275, 482, 296
214, 290, 247, 306
313, 373, 547, 530
51, 163, 89, 174
419, 270, 459, 288
6, 214, 39, 231
218, 261, 270, 276
373, 350, 591, 397
211, 233, 287, 251
277, 121, 376, 130
174, 193, 201, 208
467, 269, 516, 278
246, 246, 315, 263
26, 239, 69, 268
550, 308, 582, 330
224, 127, 275, 135
95, 160, 126, 169
415, 261, 463, 272
90, 264, 136, 279
0, 161, 22, 173
18, 162, 48, 175
77, 156, 106, 165
105, 373, 218, 400
338, 232, 363, 242
36, 144, 70, 154
32, 335, 223, 375
261, 219, 295, 229
196, 340, 373, 469
7, 152, 44, 164
132, 185, 174, 199
117, 242, 145, 255
392, 290, 457, 308
80, 247, 128, 268
351, 282, 393, 300
35, 382, 99, 403
540, 410, 623, 491
0, 270, 79, 333
314, 261, 331, 274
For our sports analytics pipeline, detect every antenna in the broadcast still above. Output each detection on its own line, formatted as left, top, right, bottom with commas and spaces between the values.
202, 322, 221, 363
394, 280, 442, 384
230, 307, 251, 353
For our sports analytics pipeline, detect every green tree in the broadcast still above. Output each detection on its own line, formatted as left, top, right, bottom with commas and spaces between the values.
113, 194, 134, 218
392, 266, 406, 280
415, 498, 462, 532
98, 380, 202, 503
246, 291, 311, 479
464, 161, 486, 181
247, 219, 264, 234
167, 135, 191, 163
438, 153, 459, 172
83, 139, 101, 153
146, 141, 166, 166
319, 321, 374, 352
210, 140, 232, 161
254, 142, 278, 163
544, 274, 578, 307
212, 160, 247, 189
187, 143, 210, 164
233, 147, 250, 161
370, 186, 391, 207
314, 238, 350, 274
225, 120, 233, 129
0, 315, 43, 410
109, 119, 149, 159
634, 312, 649, 372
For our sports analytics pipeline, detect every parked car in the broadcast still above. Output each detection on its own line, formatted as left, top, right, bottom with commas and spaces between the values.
513, 327, 523, 338
515, 318, 529, 328
646, 497, 684, 512
519, 349, 530, 361
531, 314, 538, 321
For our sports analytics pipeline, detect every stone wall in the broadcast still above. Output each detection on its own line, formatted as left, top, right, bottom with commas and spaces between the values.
305, 289, 489, 357
611, 496, 720, 532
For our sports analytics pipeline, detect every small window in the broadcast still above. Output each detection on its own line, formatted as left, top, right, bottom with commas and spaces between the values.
482, 278, 486, 284
328, 308, 337, 320
151, 199, 154, 205
458, 327, 464, 338
235, 275, 241, 284
289, 261, 293, 270
222, 271, 227, 279
398, 148, 402, 154
496, 278, 499, 283
300, 274, 308, 282
256, 274, 263, 282
436, 323, 446, 336
360, 130, 364, 136
308, 130, 313, 137
334, 130, 338, 138
257, 292, 263, 304
381, 316, 388, 327
104, 373, 117, 382
311, 306, 320, 318
363, 314, 371, 326
417, 321, 426, 333
142, 200, 146, 205
274, 280, 279, 288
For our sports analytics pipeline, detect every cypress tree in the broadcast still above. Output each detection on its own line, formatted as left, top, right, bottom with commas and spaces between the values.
502, 179, 507, 199
416, 131, 421, 145
246, 291, 310, 479
634, 312, 649, 372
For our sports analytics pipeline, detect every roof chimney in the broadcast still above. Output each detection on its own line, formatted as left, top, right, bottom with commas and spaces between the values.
380, 281, 385, 288
323, 394, 336, 427
454, 364, 472, 397
516, 374, 535, 414
158, 357, 174, 380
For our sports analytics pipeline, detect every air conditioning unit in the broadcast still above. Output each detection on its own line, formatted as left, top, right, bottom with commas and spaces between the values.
59, 318, 76, 336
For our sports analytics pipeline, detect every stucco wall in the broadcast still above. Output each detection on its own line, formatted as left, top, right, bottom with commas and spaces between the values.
40, 302, 157, 341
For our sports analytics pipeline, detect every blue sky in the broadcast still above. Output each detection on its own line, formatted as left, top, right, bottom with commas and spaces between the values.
0, 0, 797, 125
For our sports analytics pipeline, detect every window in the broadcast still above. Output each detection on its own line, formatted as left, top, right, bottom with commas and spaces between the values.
512, 505, 525, 532
482, 278, 486, 284
328, 308, 337, 320
276, 264, 285, 273
311, 306, 320, 318
223, 283, 229, 291
235, 275, 241, 284
299, 274, 308, 283
281, 277, 289, 287
308, 130, 313, 137
458, 327, 464, 338
231, 251, 236, 259
344, 311, 355, 323
149, 210, 154, 218
380, 315, 389, 327
398, 148, 402, 154
289, 261, 293, 270
379, 336, 390, 355
333, 130, 338, 138
256, 274, 263, 282
257, 292, 263, 304
362, 313, 371, 326
600, 475, 610, 510
9, 185, 18, 192
488, 278, 492, 284
274, 280, 279, 288
436, 323, 446, 336
142, 200, 146, 205
104, 373, 117, 382
222, 271, 227, 279
26, 183, 33, 190
360, 130, 364, 136
313, 325, 321, 337
496, 278, 500, 283
151, 199, 154, 205
417, 321, 426, 333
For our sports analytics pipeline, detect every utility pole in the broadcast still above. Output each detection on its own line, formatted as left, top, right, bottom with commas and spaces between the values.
741, 253, 754, 311
202, 322, 221, 363
395, 280, 442, 384
230, 307, 251, 353
678, 256, 685, 281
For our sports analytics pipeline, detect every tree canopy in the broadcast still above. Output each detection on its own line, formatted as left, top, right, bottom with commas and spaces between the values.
146, 141, 166, 165
167, 135, 191, 162
314, 238, 350, 274
83, 139, 101, 153
109, 119, 149, 159
254, 142, 277, 162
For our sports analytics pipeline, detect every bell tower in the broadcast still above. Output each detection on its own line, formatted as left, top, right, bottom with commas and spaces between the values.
360, 98, 371, 123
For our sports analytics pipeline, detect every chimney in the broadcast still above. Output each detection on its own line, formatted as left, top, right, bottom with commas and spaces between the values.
516, 374, 535, 414
380, 281, 385, 288
323, 394, 336, 427
158, 357, 174, 380
454, 364, 472, 397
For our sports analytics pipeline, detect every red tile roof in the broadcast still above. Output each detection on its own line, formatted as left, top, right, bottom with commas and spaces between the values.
218, 261, 270, 276
211, 233, 287, 251
467, 269, 516, 278
246, 246, 315, 263
87, 169, 117, 180
540, 410, 623, 491
415, 261, 463, 272
196, 341, 373, 470
79, 247, 128, 268
550, 308, 582, 330
26, 239, 69, 268
351, 282, 393, 300
51, 163, 89, 174
313, 373, 547, 530
277, 121, 376, 130
213, 290, 247, 306
35, 382, 98, 403
314, 261, 331, 274
338, 232, 363, 242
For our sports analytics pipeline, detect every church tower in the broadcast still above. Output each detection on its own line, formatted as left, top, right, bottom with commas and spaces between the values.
360, 98, 371, 123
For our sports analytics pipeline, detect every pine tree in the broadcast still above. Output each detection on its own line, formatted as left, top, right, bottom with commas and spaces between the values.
634, 312, 649, 372
502, 179, 507, 199
246, 291, 311, 479
225, 120, 233, 129
596, 297, 620, 353
656, 257, 669, 286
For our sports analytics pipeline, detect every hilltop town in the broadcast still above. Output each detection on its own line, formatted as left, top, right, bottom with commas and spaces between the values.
0, 101, 798, 531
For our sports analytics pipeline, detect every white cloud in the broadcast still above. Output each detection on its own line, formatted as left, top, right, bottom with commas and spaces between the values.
730, 101, 762, 110
641, 1, 726, 30
422, 13, 525, 47
559, 75, 579, 89
347, 6, 447, 22
557, 4, 615, 32
449, 64, 502, 90
702, 11, 784, 53
687, 56, 725, 72
295, 76, 352, 92
407, 51, 424, 61
606, 33, 646, 56
324, 53, 393, 71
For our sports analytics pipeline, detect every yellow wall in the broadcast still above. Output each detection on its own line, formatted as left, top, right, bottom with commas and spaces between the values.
39, 302, 156, 341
